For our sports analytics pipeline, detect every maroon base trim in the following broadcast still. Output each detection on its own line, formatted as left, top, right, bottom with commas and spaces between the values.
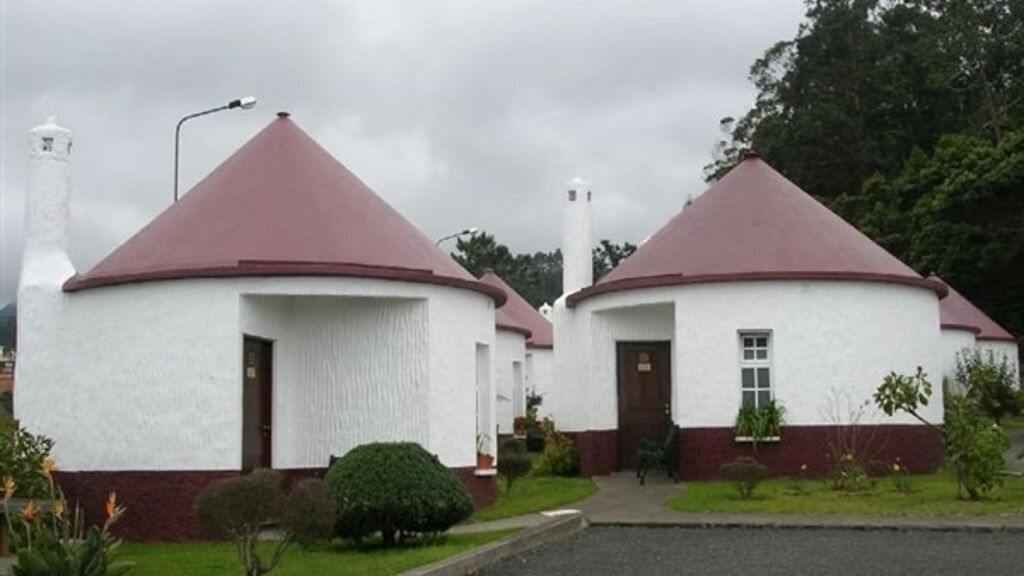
565, 430, 618, 476
564, 425, 943, 481
676, 425, 944, 480
55, 465, 496, 542
451, 467, 498, 510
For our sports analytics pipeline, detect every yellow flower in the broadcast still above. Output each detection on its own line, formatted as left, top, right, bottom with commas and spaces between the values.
21, 500, 39, 521
892, 463, 901, 472
105, 492, 118, 519
843, 453, 853, 462
41, 458, 57, 477
800, 464, 808, 471
52, 499, 65, 517
2, 476, 14, 499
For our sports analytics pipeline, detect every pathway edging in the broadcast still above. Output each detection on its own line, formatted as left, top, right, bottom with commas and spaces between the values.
398, 513, 586, 576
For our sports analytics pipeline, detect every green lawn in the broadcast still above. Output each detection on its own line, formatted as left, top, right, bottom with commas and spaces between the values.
472, 476, 597, 522
667, 471, 1024, 517
118, 530, 517, 576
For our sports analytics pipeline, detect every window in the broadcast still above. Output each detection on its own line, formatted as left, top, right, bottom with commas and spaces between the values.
739, 332, 771, 409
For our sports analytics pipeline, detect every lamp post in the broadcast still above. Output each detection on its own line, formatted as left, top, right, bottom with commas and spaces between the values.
436, 227, 479, 246
174, 96, 257, 202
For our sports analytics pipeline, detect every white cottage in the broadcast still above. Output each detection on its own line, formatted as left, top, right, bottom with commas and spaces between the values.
936, 277, 1020, 387
15, 115, 506, 540
549, 155, 958, 478
478, 271, 553, 437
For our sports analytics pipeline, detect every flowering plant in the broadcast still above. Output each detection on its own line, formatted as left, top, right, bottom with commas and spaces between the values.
889, 458, 912, 494
2, 458, 133, 576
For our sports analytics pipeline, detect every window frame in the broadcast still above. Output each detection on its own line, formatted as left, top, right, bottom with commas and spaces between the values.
738, 330, 773, 410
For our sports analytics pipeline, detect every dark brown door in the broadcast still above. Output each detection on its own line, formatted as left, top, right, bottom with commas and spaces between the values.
243, 337, 273, 470
617, 341, 671, 470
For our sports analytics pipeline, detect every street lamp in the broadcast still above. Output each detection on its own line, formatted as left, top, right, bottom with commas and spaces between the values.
174, 96, 257, 202
436, 227, 479, 246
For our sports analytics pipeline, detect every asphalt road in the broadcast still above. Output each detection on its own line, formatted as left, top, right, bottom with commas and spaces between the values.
480, 526, 1024, 576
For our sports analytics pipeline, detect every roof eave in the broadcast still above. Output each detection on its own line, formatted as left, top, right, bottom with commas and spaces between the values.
566, 271, 948, 307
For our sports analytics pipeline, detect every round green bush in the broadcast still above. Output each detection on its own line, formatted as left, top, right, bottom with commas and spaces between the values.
325, 442, 473, 546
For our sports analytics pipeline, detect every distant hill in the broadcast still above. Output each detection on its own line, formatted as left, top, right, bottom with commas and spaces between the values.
0, 302, 15, 349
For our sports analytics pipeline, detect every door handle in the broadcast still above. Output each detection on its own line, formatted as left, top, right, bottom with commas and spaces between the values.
664, 403, 670, 415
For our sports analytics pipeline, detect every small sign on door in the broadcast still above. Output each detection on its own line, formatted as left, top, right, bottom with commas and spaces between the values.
637, 352, 651, 372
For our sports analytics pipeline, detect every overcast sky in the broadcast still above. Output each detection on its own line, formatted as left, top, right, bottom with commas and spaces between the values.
0, 0, 807, 304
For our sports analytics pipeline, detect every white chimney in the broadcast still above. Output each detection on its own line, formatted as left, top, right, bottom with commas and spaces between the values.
20, 117, 75, 290
562, 176, 592, 297
16, 117, 76, 419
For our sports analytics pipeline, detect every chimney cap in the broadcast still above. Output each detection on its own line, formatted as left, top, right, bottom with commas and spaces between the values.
567, 176, 590, 190
276, 111, 291, 119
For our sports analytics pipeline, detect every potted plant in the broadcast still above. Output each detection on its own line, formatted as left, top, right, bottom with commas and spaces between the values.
476, 433, 494, 469
513, 416, 527, 437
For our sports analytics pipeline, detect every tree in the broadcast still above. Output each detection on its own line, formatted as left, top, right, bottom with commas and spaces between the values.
592, 239, 637, 281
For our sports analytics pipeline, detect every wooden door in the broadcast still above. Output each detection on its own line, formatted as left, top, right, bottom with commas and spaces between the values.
616, 342, 671, 470
242, 337, 273, 470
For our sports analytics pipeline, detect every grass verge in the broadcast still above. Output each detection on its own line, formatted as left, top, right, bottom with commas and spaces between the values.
119, 529, 518, 576
472, 476, 597, 522
667, 471, 1024, 516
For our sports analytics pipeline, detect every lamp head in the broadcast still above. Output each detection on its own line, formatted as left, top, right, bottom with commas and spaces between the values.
228, 96, 258, 110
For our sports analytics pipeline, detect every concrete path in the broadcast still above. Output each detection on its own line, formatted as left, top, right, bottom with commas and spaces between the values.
575, 471, 683, 524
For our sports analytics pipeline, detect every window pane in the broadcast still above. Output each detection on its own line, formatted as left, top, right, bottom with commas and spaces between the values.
756, 337, 767, 348
743, 350, 754, 360
742, 391, 756, 408
743, 337, 754, 348
757, 368, 770, 389
742, 368, 755, 389
756, 349, 767, 360
758, 391, 771, 407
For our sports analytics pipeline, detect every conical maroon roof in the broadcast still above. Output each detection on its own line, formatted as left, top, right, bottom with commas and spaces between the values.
567, 156, 945, 306
480, 271, 552, 348
65, 115, 504, 305
934, 277, 1015, 342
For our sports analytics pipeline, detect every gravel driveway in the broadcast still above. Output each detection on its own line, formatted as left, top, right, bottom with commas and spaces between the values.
480, 526, 1024, 576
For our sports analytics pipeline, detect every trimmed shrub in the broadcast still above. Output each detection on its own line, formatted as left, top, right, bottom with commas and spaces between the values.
720, 456, 767, 499
325, 442, 472, 546
284, 478, 336, 548
194, 470, 334, 575
497, 442, 532, 493
525, 435, 545, 453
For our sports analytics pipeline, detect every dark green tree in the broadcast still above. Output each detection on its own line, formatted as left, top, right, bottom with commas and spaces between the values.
593, 239, 637, 281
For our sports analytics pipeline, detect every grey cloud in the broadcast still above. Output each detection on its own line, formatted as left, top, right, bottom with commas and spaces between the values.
1, 0, 807, 302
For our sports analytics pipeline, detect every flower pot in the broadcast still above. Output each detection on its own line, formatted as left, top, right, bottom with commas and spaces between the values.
476, 452, 494, 470
513, 417, 527, 437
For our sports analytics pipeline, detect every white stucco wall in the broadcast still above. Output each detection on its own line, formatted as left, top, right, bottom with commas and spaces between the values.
16, 276, 495, 471
494, 329, 526, 435
525, 348, 553, 412
939, 328, 976, 393
552, 280, 945, 433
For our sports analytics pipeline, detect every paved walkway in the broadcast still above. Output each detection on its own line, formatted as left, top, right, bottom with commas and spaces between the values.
457, 470, 1024, 535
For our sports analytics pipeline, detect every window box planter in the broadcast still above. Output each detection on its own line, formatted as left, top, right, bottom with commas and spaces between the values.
734, 436, 781, 444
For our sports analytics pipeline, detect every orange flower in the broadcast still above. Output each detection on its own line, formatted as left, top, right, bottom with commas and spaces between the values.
52, 499, 65, 517
41, 458, 57, 477
2, 476, 13, 499
21, 500, 39, 521
105, 492, 118, 519
800, 464, 808, 471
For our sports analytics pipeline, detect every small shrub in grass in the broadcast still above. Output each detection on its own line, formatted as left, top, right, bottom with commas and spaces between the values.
325, 442, 472, 547
533, 418, 579, 477
497, 442, 532, 493
194, 470, 334, 575
828, 453, 872, 493
720, 456, 767, 500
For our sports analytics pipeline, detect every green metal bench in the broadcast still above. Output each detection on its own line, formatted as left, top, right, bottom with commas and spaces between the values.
635, 423, 678, 485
